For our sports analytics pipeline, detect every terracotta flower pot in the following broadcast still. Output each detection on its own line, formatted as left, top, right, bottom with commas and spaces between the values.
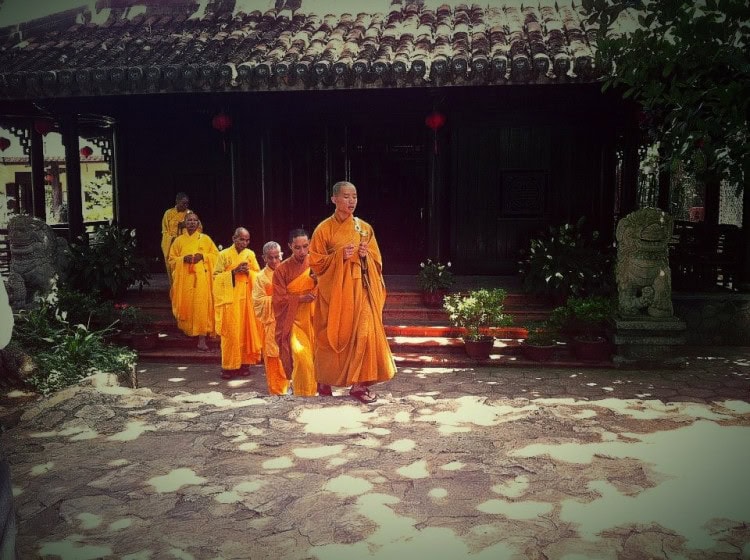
520, 342, 557, 362
572, 335, 611, 362
422, 289, 448, 308
463, 337, 494, 360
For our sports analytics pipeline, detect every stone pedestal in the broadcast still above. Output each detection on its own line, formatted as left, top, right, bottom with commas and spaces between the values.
611, 316, 688, 368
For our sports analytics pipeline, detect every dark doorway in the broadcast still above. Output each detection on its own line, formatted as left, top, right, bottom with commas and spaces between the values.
347, 122, 428, 274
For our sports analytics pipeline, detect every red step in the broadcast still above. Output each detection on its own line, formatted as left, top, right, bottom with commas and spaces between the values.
120, 277, 613, 368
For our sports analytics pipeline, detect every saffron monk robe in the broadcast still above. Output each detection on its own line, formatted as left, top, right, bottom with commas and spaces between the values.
212, 227, 263, 380
160, 191, 201, 284
168, 212, 219, 351
309, 181, 397, 404
252, 240, 289, 396
272, 229, 320, 397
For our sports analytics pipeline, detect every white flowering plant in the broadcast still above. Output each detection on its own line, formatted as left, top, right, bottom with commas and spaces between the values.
442, 288, 513, 341
518, 217, 614, 301
417, 259, 455, 292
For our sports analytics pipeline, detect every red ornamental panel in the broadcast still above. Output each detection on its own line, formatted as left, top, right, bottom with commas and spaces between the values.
34, 119, 54, 136
80, 146, 93, 158
0, 137, 10, 151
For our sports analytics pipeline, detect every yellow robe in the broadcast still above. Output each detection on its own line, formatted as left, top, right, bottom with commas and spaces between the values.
309, 214, 397, 387
252, 266, 289, 396
272, 258, 317, 397
161, 207, 201, 282
168, 231, 218, 337
213, 246, 262, 371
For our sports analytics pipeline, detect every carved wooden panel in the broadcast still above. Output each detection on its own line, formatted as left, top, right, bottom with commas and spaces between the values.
502, 171, 546, 215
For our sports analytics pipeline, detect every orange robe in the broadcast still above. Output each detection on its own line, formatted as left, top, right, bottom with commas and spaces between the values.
309, 214, 397, 387
212, 247, 262, 371
168, 231, 218, 337
252, 266, 289, 395
272, 257, 317, 397
161, 207, 201, 282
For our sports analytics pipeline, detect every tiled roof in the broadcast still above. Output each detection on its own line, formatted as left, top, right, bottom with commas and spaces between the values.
0, 0, 601, 99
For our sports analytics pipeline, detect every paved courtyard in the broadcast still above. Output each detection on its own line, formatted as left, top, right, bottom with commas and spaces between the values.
2, 347, 750, 559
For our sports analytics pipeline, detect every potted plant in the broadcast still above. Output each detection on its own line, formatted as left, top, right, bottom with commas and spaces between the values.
520, 321, 561, 362
443, 288, 513, 360
518, 217, 614, 304
549, 296, 615, 361
417, 258, 455, 307
116, 303, 156, 350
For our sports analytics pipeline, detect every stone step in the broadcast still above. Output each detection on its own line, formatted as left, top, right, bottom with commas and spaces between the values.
118, 282, 604, 368
127, 331, 615, 369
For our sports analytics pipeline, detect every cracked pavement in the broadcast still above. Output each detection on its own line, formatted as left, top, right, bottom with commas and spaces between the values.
2, 347, 750, 560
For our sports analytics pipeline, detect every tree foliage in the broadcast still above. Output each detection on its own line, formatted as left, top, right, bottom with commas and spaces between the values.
583, 0, 749, 192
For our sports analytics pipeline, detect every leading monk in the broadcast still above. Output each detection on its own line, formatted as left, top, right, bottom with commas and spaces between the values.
309, 181, 397, 403
213, 227, 263, 379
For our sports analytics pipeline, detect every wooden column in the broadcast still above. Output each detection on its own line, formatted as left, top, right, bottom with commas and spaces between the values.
29, 128, 46, 220
59, 116, 83, 241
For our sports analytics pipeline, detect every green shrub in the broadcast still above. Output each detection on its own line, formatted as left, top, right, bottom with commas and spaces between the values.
68, 223, 151, 299
519, 217, 614, 301
12, 284, 137, 396
443, 288, 513, 341
548, 296, 616, 339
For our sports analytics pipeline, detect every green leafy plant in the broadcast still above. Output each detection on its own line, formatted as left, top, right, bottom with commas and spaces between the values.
518, 218, 614, 301
11, 283, 137, 396
417, 259, 455, 292
443, 288, 513, 341
584, 0, 747, 195
548, 295, 616, 340
523, 321, 560, 346
57, 287, 117, 328
115, 303, 154, 334
68, 223, 151, 299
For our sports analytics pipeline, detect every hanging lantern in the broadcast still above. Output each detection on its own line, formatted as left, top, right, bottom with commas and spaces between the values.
211, 111, 232, 152
0, 137, 10, 152
425, 111, 446, 154
34, 119, 54, 136
80, 146, 93, 158
211, 112, 232, 133
45, 173, 54, 183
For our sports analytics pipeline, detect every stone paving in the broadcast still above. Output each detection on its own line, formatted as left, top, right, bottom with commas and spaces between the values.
2, 347, 750, 560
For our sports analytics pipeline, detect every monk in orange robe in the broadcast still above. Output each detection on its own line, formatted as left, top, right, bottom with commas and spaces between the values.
212, 227, 262, 379
309, 181, 397, 403
161, 192, 201, 283
272, 229, 319, 397
168, 212, 218, 351
252, 240, 289, 395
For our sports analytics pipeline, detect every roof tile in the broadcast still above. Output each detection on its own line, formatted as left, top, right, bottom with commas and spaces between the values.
1, 1, 603, 98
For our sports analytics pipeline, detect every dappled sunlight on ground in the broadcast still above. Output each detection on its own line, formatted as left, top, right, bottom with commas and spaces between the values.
146, 468, 206, 493
6, 356, 750, 559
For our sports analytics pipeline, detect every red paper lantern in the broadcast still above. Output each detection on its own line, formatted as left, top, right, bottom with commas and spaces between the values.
45, 173, 54, 183
34, 119, 54, 136
211, 112, 232, 133
425, 111, 446, 154
80, 146, 93, 158
425, 111, 446, 131
0, 137, 10, 151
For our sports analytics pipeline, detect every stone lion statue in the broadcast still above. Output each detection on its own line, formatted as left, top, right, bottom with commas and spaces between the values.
615, 208, 674, 318
6, 214, 70, 310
